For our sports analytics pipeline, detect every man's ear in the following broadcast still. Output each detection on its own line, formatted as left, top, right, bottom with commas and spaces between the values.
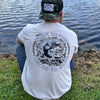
59, 11, 62, 24
60, 11, 62, 17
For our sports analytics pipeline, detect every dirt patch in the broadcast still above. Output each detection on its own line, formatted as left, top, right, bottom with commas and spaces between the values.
75, 50, 100, 74
0, 53, 16, 61
0, 49, 100, 68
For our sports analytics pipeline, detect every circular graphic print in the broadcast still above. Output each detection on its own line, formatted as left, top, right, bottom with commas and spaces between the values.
33, 33, 70, 72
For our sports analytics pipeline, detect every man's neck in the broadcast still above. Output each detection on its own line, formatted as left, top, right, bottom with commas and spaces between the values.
45, 20, 60, 23
45, 16, 62, 24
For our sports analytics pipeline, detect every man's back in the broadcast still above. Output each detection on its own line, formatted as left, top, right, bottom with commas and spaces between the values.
18, 22, 78, 99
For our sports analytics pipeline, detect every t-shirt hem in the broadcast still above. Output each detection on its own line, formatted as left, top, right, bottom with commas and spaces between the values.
26, 88, 71, 100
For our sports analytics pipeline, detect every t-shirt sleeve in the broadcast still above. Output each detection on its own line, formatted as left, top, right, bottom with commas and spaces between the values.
74, 39, 78, 53
73, 32, 78, 53
69, 30, 78, 53
17, 24, 31, 43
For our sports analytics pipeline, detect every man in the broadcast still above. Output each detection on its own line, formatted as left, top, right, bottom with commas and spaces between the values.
16, 0, 78, 100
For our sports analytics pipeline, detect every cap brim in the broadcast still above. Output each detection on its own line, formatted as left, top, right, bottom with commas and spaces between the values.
39, 11, 60, 21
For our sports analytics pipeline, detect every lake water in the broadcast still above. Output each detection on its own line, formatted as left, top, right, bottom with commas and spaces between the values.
0, 0, 100, 53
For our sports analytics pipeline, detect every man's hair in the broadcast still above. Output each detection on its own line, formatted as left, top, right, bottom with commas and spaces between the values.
39, 0, 63, 21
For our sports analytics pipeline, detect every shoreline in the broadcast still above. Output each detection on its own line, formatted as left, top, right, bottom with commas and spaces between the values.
0, 49, 100, 67
75, 50, 100, 73
0, 53, 16, 60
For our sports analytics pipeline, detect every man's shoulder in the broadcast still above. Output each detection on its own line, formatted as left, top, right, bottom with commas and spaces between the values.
24, 23, 35, 30
60, 24, 77, 35
22, 23, 40, 33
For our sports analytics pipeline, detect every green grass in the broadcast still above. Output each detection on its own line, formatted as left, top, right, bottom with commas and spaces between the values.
0, 58, 100, 100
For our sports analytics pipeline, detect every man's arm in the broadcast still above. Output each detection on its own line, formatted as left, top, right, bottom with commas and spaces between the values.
72, 53, 77, 60
17, 35, 23, 45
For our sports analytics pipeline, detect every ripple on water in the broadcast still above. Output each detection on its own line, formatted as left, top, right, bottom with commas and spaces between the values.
0, 0, 100, 53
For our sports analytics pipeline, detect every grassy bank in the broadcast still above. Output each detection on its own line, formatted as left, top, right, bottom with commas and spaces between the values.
0, 50, 100, 100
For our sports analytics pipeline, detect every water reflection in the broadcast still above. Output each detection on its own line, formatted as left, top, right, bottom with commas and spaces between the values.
63, 0, 100, 51
0, 0, 100, 53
